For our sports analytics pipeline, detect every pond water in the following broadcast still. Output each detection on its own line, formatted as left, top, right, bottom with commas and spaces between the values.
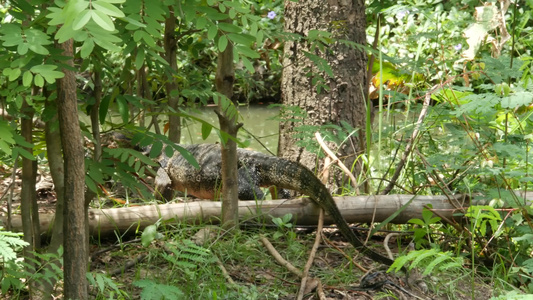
80, 104, 281, 154
179, 105, 281, 154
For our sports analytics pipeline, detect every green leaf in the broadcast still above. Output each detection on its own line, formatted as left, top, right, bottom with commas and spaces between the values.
164, 145, 174, 158
116, 95, 129, 123
218, 22, 241, 33
91, 10, 115, 31
99, 95, 112, 124
28, 43, 49, 55
256, 30, 264, 44
201, 123, 212, 140
235, 45, 259, 58
22, 71, 33, 87
149, 141, 163, 159
227, 33, 255, 45
218, 35, 228, 52
141, 225, 158, 247
133, 30, 143, 42
196, 16, 207, 29
73, 9, 92, 30
17, 42, 29, 55
175, 146, 199, 169
0, 121, 15, 147
196, 6, 228, 20
241, 56, 254, 73
80, 38, 95, 58
135, 49, 145, 70
141, 31, 156, 48
14, 146, 35, 160
249, 22, 258, 36
122, 16, 146, 28
99, 0, 125, 3
85, 176, 98, 193
92, 1, 125, 18
207, 24, 218, 40
8, 68, 21, 81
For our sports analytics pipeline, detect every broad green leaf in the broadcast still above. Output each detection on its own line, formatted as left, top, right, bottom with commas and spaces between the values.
175, 146, 199, 169
218, 35, 228, 52
91, 10, 115, 31
28, 43, 49, 55
134, 49, 145, 70
92, 1, 125, 18
149, 141, 163, 158
30, 64, 58, 72
241, 56, 254, 73
235, 45, 259, 58
14, 146, 35, 160
250, 22, 258, 36
55, 24, 77, 43
0, 140, 10, 154
80, 38, 95, 58
195, 6, 228, 20
207, 24, 218, 40
85, 176, 98, 193
122, 16, 146, 28
43, 70, 65, 83
99, 0, 125, 3
196, 16, 207, 29
34, 74, 44, 87
92, 34, 122, 51
17, 42, 29, 55
219, 3, 226, 13
8, 68, 21, 81
2, 68, 12, 77
227, 33, 255, 45
141, 225, 158, 247
141, 31, 156, 48
73, 9, 92, 30
133, 30, 143, 42
99, 95, 112, 124
15, 95, 23, 109
201, 122, 212, 140
0, 121, 15, 146
256, 30, 264, 44
228, 8, 236, 19
22, 71, 33, 87
218, 22, 241, 33
116, 95, 129, 123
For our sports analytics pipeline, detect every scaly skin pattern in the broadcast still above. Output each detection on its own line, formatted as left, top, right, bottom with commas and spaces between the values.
158, 144, 394, 267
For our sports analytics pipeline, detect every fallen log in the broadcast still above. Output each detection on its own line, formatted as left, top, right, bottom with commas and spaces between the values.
2, 194, 482, 236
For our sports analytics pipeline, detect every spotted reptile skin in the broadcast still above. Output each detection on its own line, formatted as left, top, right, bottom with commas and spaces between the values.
156, 144, 395, 267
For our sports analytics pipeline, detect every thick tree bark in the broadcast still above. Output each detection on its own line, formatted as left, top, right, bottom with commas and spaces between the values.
20, 97, 39, 276
57, 39, 88, 300
279, 0, 368, 190
34, 99, 65, 299
215, 22, 239, 228
164, 10, 181, 143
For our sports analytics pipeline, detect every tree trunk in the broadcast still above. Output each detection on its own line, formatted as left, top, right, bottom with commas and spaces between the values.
20, 96, 39, 286
33, 96, 66, 299
215, 20, 239, 228
57, 39, 88, 300
279, 0, 368, 191
164, 9, 181, 143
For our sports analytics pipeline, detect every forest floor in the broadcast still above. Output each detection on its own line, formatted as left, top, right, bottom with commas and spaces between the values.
0, 167, 495, 300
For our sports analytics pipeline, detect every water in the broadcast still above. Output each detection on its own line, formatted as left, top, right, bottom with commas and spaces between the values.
80, 104, 281, 155
180, 105, 281, 154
